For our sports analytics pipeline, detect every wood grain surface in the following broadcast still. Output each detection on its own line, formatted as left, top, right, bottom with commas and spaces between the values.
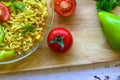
0, 0, 120, 74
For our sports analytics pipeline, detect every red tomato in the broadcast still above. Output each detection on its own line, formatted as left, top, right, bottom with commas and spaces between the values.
54, 0, 76, 17
47, 27, 73, 53
0, 3, 10, 22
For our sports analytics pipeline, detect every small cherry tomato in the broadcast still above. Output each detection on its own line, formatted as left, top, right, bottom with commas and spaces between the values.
0, 3, 10, 22
54, 0, 76, 17
47, 27, 73, 53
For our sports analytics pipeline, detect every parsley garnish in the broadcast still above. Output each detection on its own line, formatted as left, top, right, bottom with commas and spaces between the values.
12, 2, 26, 11
22, 25, 36, 34
95, 0, 120, 12
2, 1, 26, 14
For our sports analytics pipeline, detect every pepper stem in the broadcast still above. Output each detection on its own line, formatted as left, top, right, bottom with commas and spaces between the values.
49, 35, 64, 50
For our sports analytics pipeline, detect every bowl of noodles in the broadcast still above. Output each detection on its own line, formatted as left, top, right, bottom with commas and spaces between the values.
0, 0, 54, 64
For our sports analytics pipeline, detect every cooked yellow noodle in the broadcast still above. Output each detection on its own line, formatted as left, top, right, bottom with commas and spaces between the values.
0, 0, 48, 53
23, 46, 30, 51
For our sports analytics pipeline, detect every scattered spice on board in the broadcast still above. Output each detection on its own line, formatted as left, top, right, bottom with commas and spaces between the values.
94, 75, 101, 80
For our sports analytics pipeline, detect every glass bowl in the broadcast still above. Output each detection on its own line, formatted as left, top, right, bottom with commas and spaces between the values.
0, 0, 54, 64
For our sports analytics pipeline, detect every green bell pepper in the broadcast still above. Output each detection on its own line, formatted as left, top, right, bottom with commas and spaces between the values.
98, 12, 120, 51
0, 26, 5, 45
0, 49, 15, 60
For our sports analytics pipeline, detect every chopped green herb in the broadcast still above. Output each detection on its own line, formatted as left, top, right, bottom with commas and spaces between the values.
24, 25, 36, 29
22, 25, 36, 34
2, 1, 26, 14
12, 2, 26, 11
95, 0, 120, 12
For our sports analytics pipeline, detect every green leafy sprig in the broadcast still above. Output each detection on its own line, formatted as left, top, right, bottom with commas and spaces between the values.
95, 0, 120, 12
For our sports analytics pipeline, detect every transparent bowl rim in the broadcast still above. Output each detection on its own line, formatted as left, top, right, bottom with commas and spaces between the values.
0, 0, 54, 65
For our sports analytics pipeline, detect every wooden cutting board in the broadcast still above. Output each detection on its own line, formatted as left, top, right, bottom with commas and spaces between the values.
1, 0, 120, 74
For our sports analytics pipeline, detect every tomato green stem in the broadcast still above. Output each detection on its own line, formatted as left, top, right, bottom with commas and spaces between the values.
49, 35, 64, 50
